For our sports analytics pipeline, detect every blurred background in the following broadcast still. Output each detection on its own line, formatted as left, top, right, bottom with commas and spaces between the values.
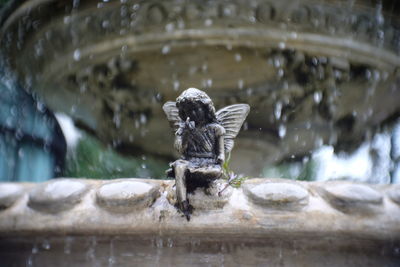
0, 0, 399, 183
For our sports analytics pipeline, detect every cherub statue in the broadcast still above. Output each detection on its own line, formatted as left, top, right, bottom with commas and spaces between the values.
163, 88, 249, 220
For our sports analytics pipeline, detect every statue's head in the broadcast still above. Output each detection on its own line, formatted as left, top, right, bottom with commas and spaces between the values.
176, 88, 216, 124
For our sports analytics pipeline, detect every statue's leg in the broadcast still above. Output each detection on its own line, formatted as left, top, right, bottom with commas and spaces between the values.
173, 160, 191, 220
174, 162, 188, 205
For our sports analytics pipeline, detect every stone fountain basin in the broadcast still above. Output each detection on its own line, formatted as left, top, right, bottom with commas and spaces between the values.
1, 0, 400, 175
0, 178, 399, 266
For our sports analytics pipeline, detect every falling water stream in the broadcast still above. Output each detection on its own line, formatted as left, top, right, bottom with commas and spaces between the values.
0, 235, 397, 266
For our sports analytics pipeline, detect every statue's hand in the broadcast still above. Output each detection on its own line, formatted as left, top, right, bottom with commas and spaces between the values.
217, 154, 225, 165
185, 117, 195, 130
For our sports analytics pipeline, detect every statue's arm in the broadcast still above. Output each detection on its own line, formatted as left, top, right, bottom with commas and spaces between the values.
174, 126, 186, 154
215, 125, 226, 165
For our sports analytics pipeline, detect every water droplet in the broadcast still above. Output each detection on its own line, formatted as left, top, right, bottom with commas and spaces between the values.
27, 256, 33, 267
18, 148, 24, 158
173, 80, 180, 91
165, 23, 174, 32
71, 105, 77, 114
290, 32, 298, 39
108, 256, 116, 266
34, 42, 43, 57
73, 49, 81, 61
63, 16, 71, 24
42, 239, 51, 250
10, 106, 17, 116
120, 6, 128, 17
113, 114, 121, 128
238, 79, 244, 89
365, 69, 372, 80
234, 53, 242, 62
141, 163, 147, 169
243, 122, 248, 131
140, 114, 147, 124
36, 101, 46, 112
64, 237, 73, 254
102, 20, 110, 28
167, 238, 174, 248
274, 102, 282, 120
161, 45, 170, 54
32, 244, 39, 254
313, 91, 322, 104
273, 57, 281, 68
204, 19, 213, 26
373, 70, 381, 81
315, 137, 323, 147
278, 124, 286, 138
80, 84, 87, 93
155, 237, 163, 248
202, 63, 208, 72
206, 78, 212, 87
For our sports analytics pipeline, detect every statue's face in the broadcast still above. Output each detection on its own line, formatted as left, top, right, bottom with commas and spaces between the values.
178, 101, 208, 123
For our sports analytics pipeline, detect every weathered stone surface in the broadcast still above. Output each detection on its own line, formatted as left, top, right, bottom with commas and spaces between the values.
166, 179, 233, 211
0, 178, 400, 266
28, 179, 88, 213
243, 181, 309, 210
0, 183, 23, 210
96, 180, 160, 212
387, 185, 400, 205
190, 179, 233, 210
320, 183, 383, 214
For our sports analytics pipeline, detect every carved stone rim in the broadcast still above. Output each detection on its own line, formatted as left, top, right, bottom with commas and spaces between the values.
40, 28, 400, 87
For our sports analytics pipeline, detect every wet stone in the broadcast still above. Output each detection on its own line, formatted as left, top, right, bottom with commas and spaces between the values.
96, 181, 160, 212
387, 185, 400, 205
321, 183, 382, 214
243, 182, 309, 210
28, 179, 89, 213
0, 183, 24, 210
187, 179, 233, 210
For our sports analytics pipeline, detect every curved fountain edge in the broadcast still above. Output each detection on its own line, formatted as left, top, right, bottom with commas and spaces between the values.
0, 178, 399, 241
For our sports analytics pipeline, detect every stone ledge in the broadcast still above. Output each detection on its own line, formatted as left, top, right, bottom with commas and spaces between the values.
0, 178, 399, 242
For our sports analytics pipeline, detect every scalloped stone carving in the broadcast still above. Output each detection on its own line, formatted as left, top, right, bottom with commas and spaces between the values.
96, 180, 160, 212
243, 181, 309, 210
0, 183, 24, 210
28, 179, 89, 213
320, 183, 383, 214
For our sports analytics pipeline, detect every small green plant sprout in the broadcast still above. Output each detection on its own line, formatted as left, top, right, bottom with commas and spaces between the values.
219, 153, 250, 196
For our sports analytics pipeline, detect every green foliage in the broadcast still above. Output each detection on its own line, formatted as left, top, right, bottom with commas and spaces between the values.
222, 152, 250, 188
262, 158, 317, 181
297, 159, 317, 181
64, 134, 168, 179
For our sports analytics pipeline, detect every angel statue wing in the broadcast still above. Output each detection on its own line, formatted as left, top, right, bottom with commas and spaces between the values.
216, 104, 250, 153
162, 101, 181, 133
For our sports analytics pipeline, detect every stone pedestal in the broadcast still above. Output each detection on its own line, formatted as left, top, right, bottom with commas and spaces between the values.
0, 178, 399, 266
